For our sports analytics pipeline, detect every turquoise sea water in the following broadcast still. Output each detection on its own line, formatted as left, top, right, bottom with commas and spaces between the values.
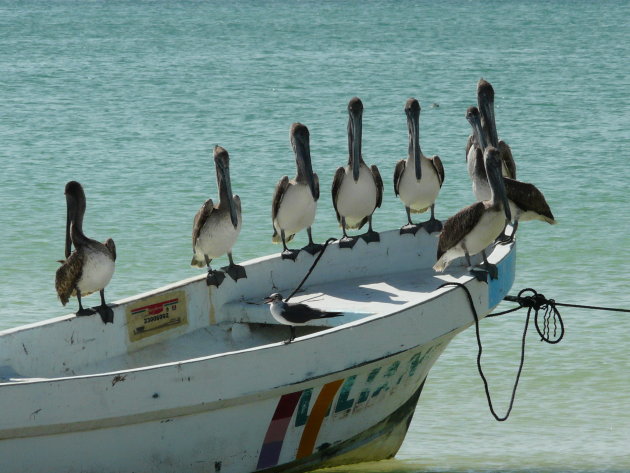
1, 1, 629, 471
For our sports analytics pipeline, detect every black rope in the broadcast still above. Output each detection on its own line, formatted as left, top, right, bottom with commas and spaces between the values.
438, 283, 548, 422
285, 238, 337, 302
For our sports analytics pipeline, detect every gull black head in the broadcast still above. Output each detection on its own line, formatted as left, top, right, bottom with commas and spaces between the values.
264, 293, 284, 304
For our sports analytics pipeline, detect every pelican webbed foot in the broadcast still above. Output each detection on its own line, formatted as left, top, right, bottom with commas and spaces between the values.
301, 242, 324, 256
95, 290, 114, 324
76, 307, 96, 317
223, 264, 247, 282
468, 262, 499, 281
206, 270, 226, 287
338, 235, 358, 249
399, 223, 421, 236
281, 249, 300, 261
360, 229, 380, 244
419, 217, 443, 234
96, 305, 114, 324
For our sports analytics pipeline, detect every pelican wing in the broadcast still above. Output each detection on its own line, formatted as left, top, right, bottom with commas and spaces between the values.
55, 251, 84, 306
331, 166, 345, 223
436, 202, 485, 260
504, 178, 555, 222
312, 172, 320, 201
271, 175, 290, 222
431, 155, 445, 187
104, 238, 117, 261
192, 198, 214, 247
499, 140, 516, 179
393, 159, 406, 197
371, 165, 384, 209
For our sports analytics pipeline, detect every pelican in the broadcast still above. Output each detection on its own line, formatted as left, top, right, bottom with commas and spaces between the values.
191, 145, 246, 286
393, 98, 445, 235
55, 181, 116, 324
477, 79, 517, 179
264, 293, 343, 344
466, 106, 556, 242
434, 147, 511, 280
271, 123, 321, 261
332, 97, 383, 248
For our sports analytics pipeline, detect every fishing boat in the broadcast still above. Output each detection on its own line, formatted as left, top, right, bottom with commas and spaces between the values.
0, 228, 515, 473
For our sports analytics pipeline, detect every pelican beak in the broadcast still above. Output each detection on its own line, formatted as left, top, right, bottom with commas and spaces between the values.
295, 131, 317, 200
484, 147, 511, 223
410, 108, 422, 180
215, 148, 239, 229
500, 180, 511, 222
349, 107, 362, 182
65, 199, 72, 258
478, 84, 498, 147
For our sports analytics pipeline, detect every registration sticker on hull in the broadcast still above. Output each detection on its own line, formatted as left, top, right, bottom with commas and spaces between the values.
126, 290, 188, 342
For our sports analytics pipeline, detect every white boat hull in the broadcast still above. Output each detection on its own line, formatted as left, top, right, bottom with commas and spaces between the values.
0, 228, 516, 473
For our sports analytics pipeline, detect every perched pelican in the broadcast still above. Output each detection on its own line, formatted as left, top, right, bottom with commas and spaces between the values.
264, 293, 343, 344
434, 147, 511, 280
393, 98, 445, 235
271, 123, 321, 261
466, 106, 556, 242
332, 97, 384, 248
477, 79, 517, 179
191, 145, 246, 286
55, 181, 116, 324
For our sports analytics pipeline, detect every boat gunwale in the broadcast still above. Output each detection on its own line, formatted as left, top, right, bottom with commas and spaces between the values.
0, 238, 514, 387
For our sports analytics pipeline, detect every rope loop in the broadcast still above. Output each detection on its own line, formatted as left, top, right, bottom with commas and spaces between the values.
510, 288, 565, 344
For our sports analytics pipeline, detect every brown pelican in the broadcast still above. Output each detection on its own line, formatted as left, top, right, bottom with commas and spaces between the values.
271, 123, 321, 261
191, 145, 246, 286
55, 181, 116, 324
264, 293, 343, 344
393, 98, 445, 235
332, 97, 384, 248
434, 147, 511, 280
466, 106, 556, 242
477, 79, 517, 179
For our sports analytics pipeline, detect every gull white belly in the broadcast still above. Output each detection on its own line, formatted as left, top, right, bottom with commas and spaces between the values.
336, 166, 377, 227
399, 158, 441, 212
274, 183, 317, 236
269, 302, 294, 326
76, 249, 115, 296
195, 212, 241, 260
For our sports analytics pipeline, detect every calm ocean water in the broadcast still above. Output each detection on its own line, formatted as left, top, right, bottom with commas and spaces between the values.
1, 0, 629, 471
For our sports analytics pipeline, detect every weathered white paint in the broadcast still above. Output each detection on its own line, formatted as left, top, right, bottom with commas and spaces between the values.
0, 228, 515, 473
